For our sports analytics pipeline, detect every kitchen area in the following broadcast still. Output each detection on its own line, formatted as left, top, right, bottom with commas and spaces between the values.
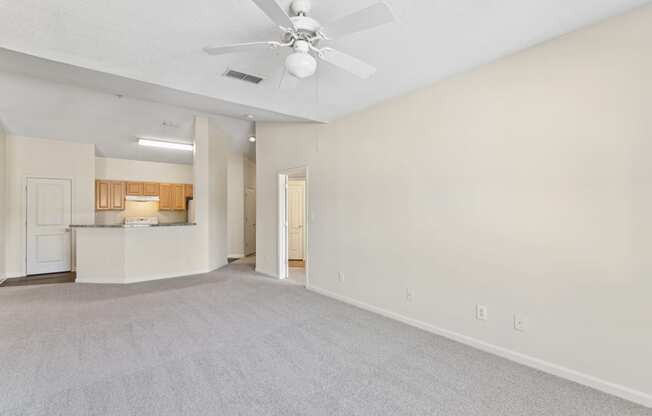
95, 179, 195, 227
71, 156, 204, 284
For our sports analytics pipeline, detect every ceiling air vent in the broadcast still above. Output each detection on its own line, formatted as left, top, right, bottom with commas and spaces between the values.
223, 69, 264, 85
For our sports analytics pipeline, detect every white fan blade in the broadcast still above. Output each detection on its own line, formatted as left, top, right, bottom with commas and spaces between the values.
278, 69, 300, 90
319, 48, 376, 79
203, 41, 278, 55
320, 2, 395, 40
251, 0, 295, 30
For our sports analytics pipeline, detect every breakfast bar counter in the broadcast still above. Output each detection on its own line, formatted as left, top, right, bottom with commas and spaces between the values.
72, 223, 206, 284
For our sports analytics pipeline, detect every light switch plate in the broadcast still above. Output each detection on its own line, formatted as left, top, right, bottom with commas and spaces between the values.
476, 304, 488, 321
514, 314, 528, 332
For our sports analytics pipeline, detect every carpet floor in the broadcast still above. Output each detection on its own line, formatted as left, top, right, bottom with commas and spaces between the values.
1, 264, 649, 416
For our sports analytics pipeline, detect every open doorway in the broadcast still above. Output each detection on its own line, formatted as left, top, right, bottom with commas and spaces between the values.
278, 167, 307, 286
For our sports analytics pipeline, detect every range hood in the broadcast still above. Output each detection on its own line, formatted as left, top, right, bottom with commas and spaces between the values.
126, 195, 160, 202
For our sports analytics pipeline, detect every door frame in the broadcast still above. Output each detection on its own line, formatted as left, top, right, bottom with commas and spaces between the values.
277, 166, 309, 286
25, 176, 74, 275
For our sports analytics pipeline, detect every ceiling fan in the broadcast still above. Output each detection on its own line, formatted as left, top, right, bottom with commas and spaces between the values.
203, 0, 396, 82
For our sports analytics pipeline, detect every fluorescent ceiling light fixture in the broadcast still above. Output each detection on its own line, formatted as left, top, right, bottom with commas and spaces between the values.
138, 137, 194, 151
248, 136, 256, 143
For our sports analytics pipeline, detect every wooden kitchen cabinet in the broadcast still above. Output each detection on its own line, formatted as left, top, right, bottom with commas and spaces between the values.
97, 179, 190, 211
184, 184, 193, 198
173, 184, 186, 210
96, 180, 125, 211
159, 183, 187, 211
159, 183, 172, 210
96, 180, 111, 210
111, 182, 126, 210
126, 182, 144, 195
143, 182, 159, 196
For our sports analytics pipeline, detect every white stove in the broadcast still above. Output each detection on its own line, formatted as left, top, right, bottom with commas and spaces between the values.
124, 217, 159, 227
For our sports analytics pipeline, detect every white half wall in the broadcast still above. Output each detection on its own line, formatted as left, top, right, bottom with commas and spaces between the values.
256, 5, 652, 407
5, 135, 96, 277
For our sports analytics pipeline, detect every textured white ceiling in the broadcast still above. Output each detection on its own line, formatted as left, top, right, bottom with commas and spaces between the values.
0, 0, 649, 122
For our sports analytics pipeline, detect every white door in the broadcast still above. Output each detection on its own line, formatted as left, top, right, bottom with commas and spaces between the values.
288, 181, 305, 260
245, 188, 256, 255
26, 178, 72, 275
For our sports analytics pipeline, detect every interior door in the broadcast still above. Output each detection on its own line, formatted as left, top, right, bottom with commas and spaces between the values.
287, 181, 305, 260
245, 188, 256, 255
26, 178, 72, 275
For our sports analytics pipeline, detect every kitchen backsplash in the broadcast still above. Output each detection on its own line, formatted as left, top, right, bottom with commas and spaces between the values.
95, 201, 187, 225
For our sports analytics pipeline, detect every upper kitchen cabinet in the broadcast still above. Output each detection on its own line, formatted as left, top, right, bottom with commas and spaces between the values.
143, 182, 160, 196
184, 184, 193, 198
126, 182, 143, 196
173, 184, 186, 210
159, 183, 172, 210
159, 183, 188, 211
96, 180, 110, 210
96, 180, 125, 211
127, 181, 159, 196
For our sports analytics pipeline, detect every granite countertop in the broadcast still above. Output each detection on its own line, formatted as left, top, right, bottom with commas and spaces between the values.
70, 223, 197, 228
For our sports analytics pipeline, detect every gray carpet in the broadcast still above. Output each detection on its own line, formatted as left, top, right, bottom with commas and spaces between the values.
1, 264, 650, 416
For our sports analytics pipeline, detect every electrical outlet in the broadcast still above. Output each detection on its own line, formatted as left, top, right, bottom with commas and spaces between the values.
514, 314, 528, 332
476, 304, 488, 321
405, 289, 414, 302
338, 272, 344, 283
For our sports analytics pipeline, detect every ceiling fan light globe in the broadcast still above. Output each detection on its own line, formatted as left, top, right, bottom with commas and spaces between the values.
285, 52, 317, 78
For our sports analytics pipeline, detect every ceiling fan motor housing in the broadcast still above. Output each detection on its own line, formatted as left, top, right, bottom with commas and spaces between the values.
290, 16, 321, 34
291, 0, 312, 16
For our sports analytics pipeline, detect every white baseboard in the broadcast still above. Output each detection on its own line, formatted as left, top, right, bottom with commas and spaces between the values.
228, 254, 246, 259
126, 268, 214, 284
255, 269, 280, 280
76, 268, 216, 285
307, 284, 652, 409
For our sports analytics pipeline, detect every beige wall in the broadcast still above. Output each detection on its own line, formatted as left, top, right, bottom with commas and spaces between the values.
95, 157, 193, 183
192, 116, 229, 272
0, 125, 6, 278
5, 135, 95, 277
256, 5, 652, 406
244, 157, 256, 256
227, 153, 245, 257
244, 157, 256, 190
